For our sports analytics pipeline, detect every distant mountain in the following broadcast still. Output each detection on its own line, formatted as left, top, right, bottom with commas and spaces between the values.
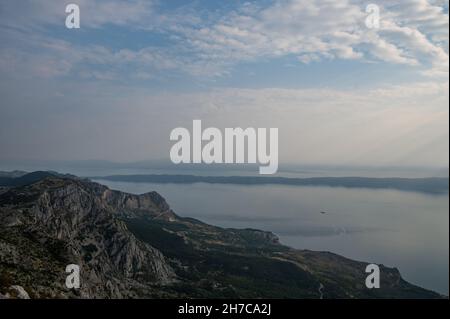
0, 171, 77, 188
0, 173, 443, 298
93, 174, 449, 194
0, 171, 27, 178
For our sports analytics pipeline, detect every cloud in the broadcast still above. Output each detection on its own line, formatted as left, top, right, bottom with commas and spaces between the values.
0, 0, 447, 79
0, 0, 447, 167
0, 0, 156, 30
0, 28, 187, 80
0, 76, 447, 167
175, 0, 448, 75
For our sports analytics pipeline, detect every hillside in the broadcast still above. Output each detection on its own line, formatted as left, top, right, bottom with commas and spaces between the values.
0, 173, 443, 298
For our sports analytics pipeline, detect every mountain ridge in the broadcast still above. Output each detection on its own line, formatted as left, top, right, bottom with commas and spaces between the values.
93, 174, 449, 194
0, 172, 444, 299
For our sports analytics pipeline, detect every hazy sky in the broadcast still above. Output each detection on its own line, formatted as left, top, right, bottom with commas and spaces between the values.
0, 0, 448, 167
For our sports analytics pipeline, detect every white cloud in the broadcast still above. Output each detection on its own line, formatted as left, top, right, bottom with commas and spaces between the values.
0, 29, 188, 80
0, 0, 156, 30
0, 0, 447, 79
0, 1, 447, 167
176, 0, 448, 76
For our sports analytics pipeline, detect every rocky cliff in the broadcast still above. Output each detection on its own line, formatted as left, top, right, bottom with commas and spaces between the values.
0, 177, 174, 298
0, 173, 443, 299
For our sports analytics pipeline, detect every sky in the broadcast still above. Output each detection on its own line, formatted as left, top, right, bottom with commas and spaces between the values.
0, 0, 448, 168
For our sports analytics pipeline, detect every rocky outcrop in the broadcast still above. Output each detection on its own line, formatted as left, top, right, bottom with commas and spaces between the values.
0, 174, 444, 299
9, 285, 30, 299
0, 177, 175, 298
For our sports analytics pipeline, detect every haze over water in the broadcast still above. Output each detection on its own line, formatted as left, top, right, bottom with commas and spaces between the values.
2, 161, 447, 294
95, 179, 449, 295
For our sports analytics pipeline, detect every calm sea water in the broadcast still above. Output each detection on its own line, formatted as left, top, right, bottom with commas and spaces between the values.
96, 180, 449, 294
